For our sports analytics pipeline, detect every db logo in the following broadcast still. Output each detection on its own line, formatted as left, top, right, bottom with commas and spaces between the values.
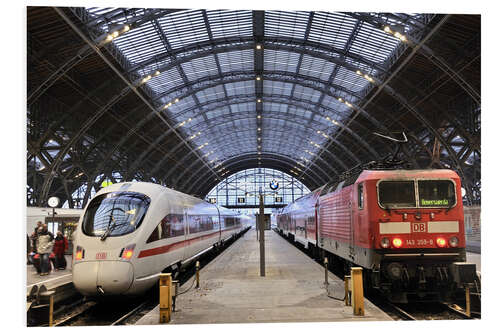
96, 252, 107, 260
411, 222, 427, 233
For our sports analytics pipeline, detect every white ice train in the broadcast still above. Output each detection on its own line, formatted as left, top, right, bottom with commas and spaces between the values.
72, 182, 251, 296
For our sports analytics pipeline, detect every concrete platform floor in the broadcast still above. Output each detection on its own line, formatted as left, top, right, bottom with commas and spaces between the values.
136, 230, 392, 325
466, 252, 481, 273
26, 255, 73, 294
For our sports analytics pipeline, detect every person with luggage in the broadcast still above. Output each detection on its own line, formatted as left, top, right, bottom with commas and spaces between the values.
53, 231, 68, 270
31, 221, 43, 255
37, 224, 54, 276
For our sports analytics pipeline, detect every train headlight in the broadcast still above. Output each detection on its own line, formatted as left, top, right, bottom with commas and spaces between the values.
75, 246, 84, 260
380, 237, 390, 248
120, 244, 136, 260
392, 238, 403, 248
449, 236, 459, 247
436, 237, 447, 248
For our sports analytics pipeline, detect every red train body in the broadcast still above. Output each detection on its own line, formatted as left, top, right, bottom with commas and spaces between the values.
277, 168, 472, 302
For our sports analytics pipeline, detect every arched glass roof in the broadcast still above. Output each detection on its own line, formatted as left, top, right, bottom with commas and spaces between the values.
81, 8, 428, 185
27, 8, 480, 207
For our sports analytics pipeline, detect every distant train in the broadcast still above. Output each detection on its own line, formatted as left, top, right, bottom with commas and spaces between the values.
72, 182, 251, 297
277, 168, 476, 303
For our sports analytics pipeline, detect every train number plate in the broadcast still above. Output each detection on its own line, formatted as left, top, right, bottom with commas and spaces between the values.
96, 252, 107, 260
411, 222, 427, 233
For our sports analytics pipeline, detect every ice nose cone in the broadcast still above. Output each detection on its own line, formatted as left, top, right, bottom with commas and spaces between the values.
73, 261, 134, 296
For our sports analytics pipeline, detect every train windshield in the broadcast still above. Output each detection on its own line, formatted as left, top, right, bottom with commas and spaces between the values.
378, 181, 416, 208
82, 191, 151, 238
418, 180, 456, 207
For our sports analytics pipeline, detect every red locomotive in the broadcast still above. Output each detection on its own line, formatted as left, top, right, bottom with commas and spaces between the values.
277, 167, 476, 302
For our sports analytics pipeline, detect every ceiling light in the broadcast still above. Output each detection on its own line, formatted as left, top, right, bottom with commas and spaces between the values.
257, 115, 261, 119
154, 70, 161, 76
256, 76, 261, 81
256, 44, 262, 50
123, 25, 130, 32
384, 26, 392, 33
112, 31, 119, 38
106, 34, 114, 41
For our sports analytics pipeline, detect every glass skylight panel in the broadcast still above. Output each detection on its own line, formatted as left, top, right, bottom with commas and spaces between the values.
158, 10, 210, 50
195, 85, 226, 104
225, 80, 254, 97
230, 102, 254, 113
181, 54, 219, 81
308, 12, 357, 50
264, 49, 300, 72
350, 22, 401, 64
266, 102, 288, 114
265, 11, 310, 39
299, 54, 336, 81
293, 85, 320, 103
112, 21, 165, 65
263, 80, 293, 96
332, 67, 367, 93
217, 50, 254, 73
168, 96, 196, 115
206, 10, 253, 38
147, 67, 184, 95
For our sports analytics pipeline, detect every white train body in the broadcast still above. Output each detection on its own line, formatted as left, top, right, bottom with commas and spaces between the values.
72, 182, 251, 296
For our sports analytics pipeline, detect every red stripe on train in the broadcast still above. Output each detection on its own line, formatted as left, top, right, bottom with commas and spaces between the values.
137, 227, 240, 258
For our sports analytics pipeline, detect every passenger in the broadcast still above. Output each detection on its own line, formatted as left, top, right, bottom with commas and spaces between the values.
31, 221, 43, 254
27, 234, 31, 264
53, 231, 68, 270
37, 225, 54, 276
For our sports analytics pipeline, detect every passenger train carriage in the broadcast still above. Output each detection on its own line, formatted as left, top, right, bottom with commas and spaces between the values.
72, 182, 250, 297
277, 168, 476, 302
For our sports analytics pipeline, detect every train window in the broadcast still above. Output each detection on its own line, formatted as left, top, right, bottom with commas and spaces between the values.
146, 214, 185, 242
82, 191, 150, 238
378, 181, 416, 208
418, 180, 456, 207
358, 183, 364, 209
146, 224, 161, 243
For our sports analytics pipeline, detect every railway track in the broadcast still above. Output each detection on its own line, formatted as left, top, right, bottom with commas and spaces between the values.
48, 229, 248, 326
276, 229, 481, 321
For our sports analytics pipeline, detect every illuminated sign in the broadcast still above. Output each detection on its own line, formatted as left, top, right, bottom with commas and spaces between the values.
275, 197, 283, 203
269, 179, 279, 190
420, 199, 449, 206
237, 197, 245, 203
208, 198, 217, 204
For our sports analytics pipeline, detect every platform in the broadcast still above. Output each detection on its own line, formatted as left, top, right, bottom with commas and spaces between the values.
136, 229, 392, 324
26, 255, 73, 296
466, 252, 481, 273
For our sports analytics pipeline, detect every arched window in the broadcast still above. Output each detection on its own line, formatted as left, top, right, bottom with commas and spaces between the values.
205, 168, 310, 206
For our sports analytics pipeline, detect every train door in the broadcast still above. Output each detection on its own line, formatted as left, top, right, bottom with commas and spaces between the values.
357, 182, 367, 245
315, 202, 319, 248
182, 208, 189, 261
348, 190, 355, 260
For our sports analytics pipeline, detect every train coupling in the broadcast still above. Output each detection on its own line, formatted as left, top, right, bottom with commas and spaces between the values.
418, 266, 426, 285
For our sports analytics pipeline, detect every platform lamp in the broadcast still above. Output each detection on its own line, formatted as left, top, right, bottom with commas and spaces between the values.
48, 197, 59, 233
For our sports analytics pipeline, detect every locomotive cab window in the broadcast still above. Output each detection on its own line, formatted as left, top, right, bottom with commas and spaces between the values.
378, 181, 416, 208
418, 180, 456, 207
82, 191, 150, 238
358, 183, 364, 209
